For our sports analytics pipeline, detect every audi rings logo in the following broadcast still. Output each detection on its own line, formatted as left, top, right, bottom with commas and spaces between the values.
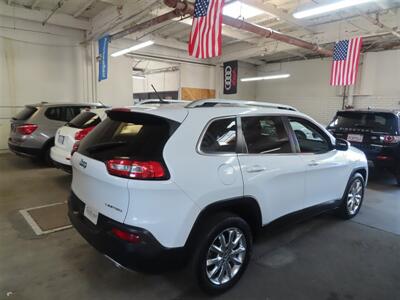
224, 65, 233, 91
223, 61, 237, 95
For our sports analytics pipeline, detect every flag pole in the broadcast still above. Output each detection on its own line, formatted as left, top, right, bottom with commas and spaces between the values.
342, 86, 348, 110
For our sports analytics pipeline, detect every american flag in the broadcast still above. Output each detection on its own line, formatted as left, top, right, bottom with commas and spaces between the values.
188, 0, 225, 59
330, 37, 363, 86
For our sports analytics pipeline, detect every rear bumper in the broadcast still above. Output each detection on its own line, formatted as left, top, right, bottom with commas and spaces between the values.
50, 146, 72, 166
8, 140, 41, 158
68, 192, 187, 273
350, 144, 399, 169
52, 160, 72, 173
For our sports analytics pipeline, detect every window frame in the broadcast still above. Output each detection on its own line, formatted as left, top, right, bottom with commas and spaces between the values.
238, 114, 297, 155
197, 116, 240, 156
44, 107, 62, 121
287, 116, 334, 154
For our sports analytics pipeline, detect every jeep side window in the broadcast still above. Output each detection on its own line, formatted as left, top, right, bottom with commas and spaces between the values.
45, 107, 62, 121
64, 107, 75, 122
200, 118, 237, 153
241, 116, 292, 154
289, 118, 332, 153
46, 107, 84, 122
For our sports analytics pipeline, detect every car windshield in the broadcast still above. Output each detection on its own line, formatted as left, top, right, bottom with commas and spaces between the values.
68, 111, 102, 129
328, 112, 398, 133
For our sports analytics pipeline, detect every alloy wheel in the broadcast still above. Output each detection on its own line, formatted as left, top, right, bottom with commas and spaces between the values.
346, 179, 363, 215
205, 227, 247, 286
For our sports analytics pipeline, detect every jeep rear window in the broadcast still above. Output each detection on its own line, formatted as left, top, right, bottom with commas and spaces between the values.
13, 106, 37, 120
78, 111, 180, 161
328, 112, 398, 133
68, 112, 101, 129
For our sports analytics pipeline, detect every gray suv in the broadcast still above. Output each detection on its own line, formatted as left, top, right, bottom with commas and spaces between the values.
8, 102, 106, 164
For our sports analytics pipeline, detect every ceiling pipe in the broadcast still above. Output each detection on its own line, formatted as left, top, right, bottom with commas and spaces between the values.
110, 0, 332, 57
164, 0, 333, 57
222, 17, 332, 56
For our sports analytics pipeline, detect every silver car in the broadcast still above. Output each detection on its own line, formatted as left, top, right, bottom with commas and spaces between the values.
8, 102, 107, 164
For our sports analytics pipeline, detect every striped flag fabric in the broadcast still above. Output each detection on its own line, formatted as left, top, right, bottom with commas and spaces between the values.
188, 0, 225, 59
330, 37, 363, 86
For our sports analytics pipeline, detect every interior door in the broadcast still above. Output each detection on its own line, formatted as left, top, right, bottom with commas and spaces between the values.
288, 117, 350, 208
238, 115, 307, 224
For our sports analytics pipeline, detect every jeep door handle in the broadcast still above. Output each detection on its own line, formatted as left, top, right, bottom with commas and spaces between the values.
246, 166, 266, 173
308, 161, 319, 167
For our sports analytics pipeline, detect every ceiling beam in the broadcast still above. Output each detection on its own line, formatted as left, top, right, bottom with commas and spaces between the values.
166, 18, 259, 44
150, 34, 188, 51
361, 11, 400, 39
88, 0, 160, 41
240, 0, 316, 33
73, 0, 97, 18
31, 0, 41, 9
42, 0, 65, 26
0, 1, 90, 30
241, 58, 266, 65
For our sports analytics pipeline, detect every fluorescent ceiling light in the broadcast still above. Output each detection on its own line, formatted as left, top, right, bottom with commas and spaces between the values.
293, 0, 375, 19
132, 75, 146, 80
223, 1, 265, 19
241, 74, 291, 82
111, 41, 154, 57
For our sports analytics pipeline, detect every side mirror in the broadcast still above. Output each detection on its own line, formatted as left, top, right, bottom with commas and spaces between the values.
335, 138, 349, 151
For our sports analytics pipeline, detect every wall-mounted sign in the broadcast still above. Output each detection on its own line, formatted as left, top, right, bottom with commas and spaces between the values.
98, 35, 110, 81
223, 60, 238, 95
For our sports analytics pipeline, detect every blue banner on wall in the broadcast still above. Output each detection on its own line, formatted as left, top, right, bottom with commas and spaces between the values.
98, 35, 110, 81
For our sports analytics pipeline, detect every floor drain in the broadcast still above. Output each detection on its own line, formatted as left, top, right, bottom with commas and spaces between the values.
19, 202, 72, 235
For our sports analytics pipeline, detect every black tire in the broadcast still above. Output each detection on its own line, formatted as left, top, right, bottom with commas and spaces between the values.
191, 212, 252, 295
395, 165, 400, 186
336, 173, 365, 219
43, 146, 53, 167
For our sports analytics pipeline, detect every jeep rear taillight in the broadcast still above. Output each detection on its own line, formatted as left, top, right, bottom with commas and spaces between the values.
106, 159, 166, 179
17, 124, 38, 135
382, 135, 400, 144
74, 126, 95, 141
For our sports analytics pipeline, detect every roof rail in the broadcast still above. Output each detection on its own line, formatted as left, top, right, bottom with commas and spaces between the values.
185, 99, 297, 111
136, 99, 188, 105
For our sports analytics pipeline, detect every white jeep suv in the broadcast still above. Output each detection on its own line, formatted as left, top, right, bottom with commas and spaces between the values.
69, 100, 368, 294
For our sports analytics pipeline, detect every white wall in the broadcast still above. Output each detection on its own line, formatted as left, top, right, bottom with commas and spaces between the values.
180, 61, 257, 101
97, 45, 133, 107
0, 16, 137, 149
256, 49, 400, 125
133, 71, 180, 94
216, 61, 257, 100
132, 61, 180, 94
0, 16, 92, 149
180, 63, 216, 91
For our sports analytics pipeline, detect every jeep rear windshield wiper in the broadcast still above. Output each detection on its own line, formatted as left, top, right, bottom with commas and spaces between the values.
86, 141, 127, 153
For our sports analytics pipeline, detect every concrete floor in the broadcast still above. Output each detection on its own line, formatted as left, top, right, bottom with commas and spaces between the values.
1, 152, 399, 300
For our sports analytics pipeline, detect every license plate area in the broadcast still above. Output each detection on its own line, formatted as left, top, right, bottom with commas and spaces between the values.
58, 135, 65, 144
84, 205, 99, 225
347, 134, 363, 143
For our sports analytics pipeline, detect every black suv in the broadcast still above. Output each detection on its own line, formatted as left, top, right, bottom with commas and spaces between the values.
328, 109, 400, 185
